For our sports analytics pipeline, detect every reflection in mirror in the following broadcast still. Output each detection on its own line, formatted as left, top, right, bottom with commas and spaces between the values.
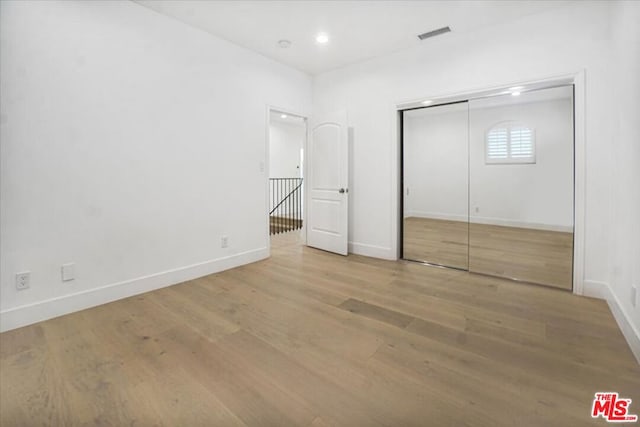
468, 86, 574, 289
402, 102, 469, 269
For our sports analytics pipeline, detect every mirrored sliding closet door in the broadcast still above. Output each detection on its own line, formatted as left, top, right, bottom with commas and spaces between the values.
402, 102, 469, 269
402, 85, 575, 290
468, 86, 574, 289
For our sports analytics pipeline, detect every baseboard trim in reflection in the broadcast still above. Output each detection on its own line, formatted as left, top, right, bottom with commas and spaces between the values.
404, 211, 573, 233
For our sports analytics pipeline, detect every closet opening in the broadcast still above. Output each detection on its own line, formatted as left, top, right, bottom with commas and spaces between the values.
400, 84, 575, 290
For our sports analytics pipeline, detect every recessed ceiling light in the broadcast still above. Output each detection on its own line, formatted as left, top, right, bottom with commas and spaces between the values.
421, 100, 433, 105
509, 86, 524, 91
511, 92, 521, 97
281, 114, 288, 119
315, 33, 329, 44
277, 40, 291, 49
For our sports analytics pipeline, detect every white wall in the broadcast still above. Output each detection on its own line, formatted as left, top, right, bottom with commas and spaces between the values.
606, 1, 640, 355
404, 94, 574, 231
0, 0, 312, 331
469, 94, 574, 231
313, 0, 639, 357
269, 121, 304, 178
313, 1, 612, 274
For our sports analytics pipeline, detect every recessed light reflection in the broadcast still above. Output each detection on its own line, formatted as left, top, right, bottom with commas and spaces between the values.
316, 33, 329, 44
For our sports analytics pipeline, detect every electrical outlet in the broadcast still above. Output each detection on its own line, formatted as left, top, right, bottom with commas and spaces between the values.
221, 236, 228, 248
62, 263, 75, 281
632, 285, 637, 308
16, 272, 30, 290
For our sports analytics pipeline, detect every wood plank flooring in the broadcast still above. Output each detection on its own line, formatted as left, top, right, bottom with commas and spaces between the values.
403, 217, 574, 289
403, 216, 469, 269
1, 230, 638, 426
469, 222, 573, 290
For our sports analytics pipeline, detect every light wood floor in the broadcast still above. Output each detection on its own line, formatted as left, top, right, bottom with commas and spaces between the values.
469, 222, 573, 290
403, 217, 573, 289
403, 217, 469, 269
1, 231, 638, 426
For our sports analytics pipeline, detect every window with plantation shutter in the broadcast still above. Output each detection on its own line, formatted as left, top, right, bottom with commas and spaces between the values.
486, 121, 535, 164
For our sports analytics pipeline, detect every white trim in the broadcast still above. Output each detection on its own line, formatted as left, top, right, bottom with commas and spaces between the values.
393, 70, 587, 295
582, 280, 610, 300
348, 241, 395, 260
0, 248, 268, 333
390, 108, 401, 260
470, 216, 572, 233
404, 211, 573, 233
572, 71, 586, 296
583, 280, 640, 364
404, 211, 469, 222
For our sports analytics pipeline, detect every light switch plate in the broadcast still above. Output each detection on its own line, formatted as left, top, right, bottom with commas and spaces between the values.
62, 263, 75, 281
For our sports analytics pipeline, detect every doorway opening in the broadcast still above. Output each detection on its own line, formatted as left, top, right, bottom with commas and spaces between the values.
267, 109, 306, 248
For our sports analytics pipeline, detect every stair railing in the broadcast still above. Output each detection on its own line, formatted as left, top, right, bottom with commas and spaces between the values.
269, 178, 303, 235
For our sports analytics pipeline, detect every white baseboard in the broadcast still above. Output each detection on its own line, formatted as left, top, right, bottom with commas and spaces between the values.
0, 247, 269, 333
404, 211, 573, 233
471, 216, 573, 233
582, 280, 610, 299
348, 241, 395, 260
583, 280, 640, 364
405, 211, 468, 222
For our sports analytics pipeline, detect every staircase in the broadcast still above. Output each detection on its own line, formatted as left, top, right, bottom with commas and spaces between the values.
269, 178, 303, 235
270, 215, 303, 234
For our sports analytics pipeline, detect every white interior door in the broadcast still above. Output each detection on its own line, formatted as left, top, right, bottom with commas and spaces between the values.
307, 110, 349, 255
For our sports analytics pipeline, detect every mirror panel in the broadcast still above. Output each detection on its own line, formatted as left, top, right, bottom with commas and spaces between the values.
402, 102, 469, 269
468, 86, 574, 289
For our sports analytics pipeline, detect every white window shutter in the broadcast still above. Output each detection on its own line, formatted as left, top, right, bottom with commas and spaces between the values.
510, 126, 534, 158
487, 128, 508, 159
486, 122, 535, 164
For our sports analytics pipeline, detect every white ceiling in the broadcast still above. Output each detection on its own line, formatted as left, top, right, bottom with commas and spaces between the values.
134, 0, 575, 75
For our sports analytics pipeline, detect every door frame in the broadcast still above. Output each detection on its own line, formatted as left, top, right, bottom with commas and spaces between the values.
391, 70, 586, 296
265, 105, 308, 255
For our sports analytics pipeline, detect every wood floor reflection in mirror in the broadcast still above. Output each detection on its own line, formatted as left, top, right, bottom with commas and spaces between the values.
403, 217, 573, 290
469, 222, 573, 290
402, 217, 468, 269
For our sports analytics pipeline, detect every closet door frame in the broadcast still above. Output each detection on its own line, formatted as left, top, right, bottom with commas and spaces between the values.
391, 71, 586, 296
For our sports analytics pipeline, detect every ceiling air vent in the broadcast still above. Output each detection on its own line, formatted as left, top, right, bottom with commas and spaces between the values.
417, 26, 451, 41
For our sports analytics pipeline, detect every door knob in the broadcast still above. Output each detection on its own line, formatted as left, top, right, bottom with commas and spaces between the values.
339, 188, 346, 194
